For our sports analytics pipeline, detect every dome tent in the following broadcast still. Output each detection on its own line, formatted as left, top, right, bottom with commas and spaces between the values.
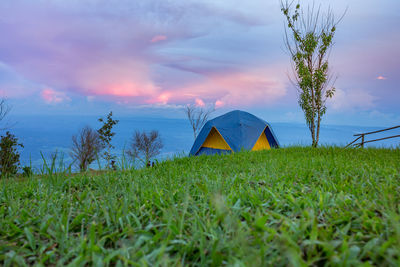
189, 110, 279, 156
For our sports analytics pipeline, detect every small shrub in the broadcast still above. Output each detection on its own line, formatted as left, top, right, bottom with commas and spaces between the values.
0, 131, 23, 177
98, 111, 119, 169
22, 166, 33, 177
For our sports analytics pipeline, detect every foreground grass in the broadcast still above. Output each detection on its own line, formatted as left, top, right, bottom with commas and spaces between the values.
1, 147, 400, 266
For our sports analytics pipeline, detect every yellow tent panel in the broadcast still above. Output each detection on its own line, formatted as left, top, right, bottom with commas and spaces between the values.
252, 130, 271, 151
201, 127, 232, 150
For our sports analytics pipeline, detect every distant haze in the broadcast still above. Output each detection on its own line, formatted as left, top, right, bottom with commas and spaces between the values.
9, 115, 399, 171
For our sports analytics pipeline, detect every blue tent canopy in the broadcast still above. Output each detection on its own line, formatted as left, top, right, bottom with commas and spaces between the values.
189, 110, 279, 156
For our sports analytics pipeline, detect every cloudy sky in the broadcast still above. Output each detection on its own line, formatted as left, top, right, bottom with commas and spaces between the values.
0, 0, 399, 126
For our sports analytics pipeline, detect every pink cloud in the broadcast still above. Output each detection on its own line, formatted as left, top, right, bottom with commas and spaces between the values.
146, 92, 171, 105
41, 88, 70, 104
195, 98, 205, 107
95, 82, 159, 98
65, 62, 287, 107
215, 100, 224, 108
156, 92, 171, 104
151, 35, 167, 43
0, 1, 288, 109
60, 59, 163, 101
165, 69, 287, 107
376, 76, 387, 80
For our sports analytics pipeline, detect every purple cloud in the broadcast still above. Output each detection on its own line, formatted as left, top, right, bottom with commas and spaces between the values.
0, 0, 398, 125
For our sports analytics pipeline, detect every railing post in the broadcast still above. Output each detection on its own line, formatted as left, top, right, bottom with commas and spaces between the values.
346, 125, 400, 148
361, 134, 365, 148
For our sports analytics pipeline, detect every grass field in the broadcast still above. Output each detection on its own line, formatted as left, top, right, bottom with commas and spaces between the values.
1, 147, 400, 266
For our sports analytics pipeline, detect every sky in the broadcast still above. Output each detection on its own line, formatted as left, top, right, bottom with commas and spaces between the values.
0, 0, 399, 126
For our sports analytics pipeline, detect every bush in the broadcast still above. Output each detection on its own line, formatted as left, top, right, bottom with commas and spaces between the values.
22, 166, 33, 177
0, 131, 23, 177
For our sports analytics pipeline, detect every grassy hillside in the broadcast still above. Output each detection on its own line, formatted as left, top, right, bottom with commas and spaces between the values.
1, 147, 400, 266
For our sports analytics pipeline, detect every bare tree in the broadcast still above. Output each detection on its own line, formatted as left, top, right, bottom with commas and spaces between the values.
184, 104, 214, 139
0, 99, 11, 130
127, 130, 163, 166
281, 1, 345, 147
70, 126, 102, 172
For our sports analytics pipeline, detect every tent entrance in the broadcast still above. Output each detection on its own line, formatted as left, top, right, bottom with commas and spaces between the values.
201, 127, 232, 150
252, 128, 271, 151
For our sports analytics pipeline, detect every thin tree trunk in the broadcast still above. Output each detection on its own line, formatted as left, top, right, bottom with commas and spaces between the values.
107, 148, 110, 169
308, 55, 317, 148
311, 94, 316, 147
146, 149, 148, 165
315, 112, 321, 147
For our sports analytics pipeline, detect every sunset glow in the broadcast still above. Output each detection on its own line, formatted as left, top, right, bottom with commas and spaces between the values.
151, 35, 168, 43
41, 89, 70, 104
0, 0, 398, 125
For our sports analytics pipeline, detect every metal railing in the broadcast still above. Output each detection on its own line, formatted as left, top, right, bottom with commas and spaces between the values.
345, 125, 400, 148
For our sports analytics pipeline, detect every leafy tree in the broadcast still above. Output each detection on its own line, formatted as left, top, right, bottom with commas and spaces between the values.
70, 126, 102, 172
281, 1, 344, 147
0, 131, 23, 177
97, 111, 119, 169
127, 130, 163, 166
184, 104, 214, 139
